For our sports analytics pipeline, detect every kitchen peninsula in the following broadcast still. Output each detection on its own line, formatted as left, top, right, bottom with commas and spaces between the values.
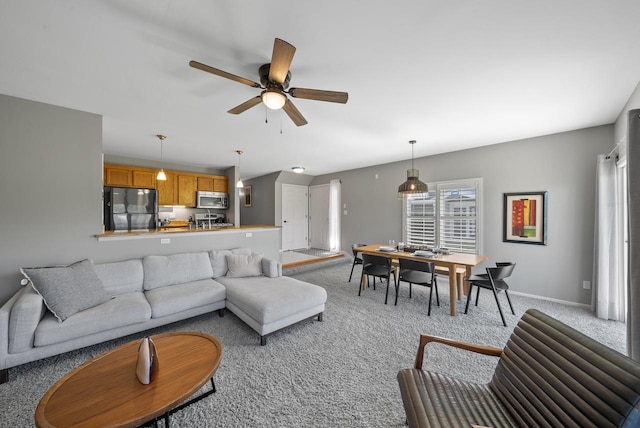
96, 225, 280, 241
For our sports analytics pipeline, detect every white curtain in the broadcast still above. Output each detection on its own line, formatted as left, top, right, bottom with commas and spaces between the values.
593, 154, 626, 321
329, 179, 341, 252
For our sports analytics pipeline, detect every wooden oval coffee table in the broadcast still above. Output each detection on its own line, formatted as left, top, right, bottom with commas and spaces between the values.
35, 331, 222, 428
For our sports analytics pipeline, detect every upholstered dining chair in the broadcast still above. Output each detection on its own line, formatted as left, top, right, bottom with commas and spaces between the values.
359, 253, 396, 304
464, 263, 516, 326
397, 258, 439, 315
348, 244, 367, 282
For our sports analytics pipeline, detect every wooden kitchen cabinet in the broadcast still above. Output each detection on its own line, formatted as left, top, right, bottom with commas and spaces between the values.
104, 165, 133, 187
213, 176, 229, 192
104, 164, 156, 188
157, 172, 177, 205
105, 163, 228, 206
197, 176, 214, 192
177, 175, 197, 207
132, 169, 156, 188
198, 175, 228, 193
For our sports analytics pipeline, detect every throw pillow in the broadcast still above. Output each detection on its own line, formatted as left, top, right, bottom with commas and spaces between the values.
209, 247, 252, 278
20, 259, 113, 322
225, 254, 263, 278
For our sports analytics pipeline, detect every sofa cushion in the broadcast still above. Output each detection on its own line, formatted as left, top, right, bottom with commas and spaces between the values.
94, 259, 144, 295
218, 276, 327, 324
144, 278, 226, 318
20, 259, 113, 322
226, 254, 263, 278
209, 247, 252, 278
8, 286, 46, 353
261, 257, 281, 278
143, 252, 213, 290
34, 292, 151, 347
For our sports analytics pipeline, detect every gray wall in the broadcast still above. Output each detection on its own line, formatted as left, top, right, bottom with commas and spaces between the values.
312, 125, 613, 304
0, 95, 279, 306
240, 171, 279, 226
241, 170, 314, 226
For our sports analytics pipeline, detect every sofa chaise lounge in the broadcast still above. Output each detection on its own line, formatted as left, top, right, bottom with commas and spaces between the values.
0, 247, 327, 384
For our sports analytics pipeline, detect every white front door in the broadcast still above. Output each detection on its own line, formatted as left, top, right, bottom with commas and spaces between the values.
282, 184, 308, 250
309, 184, 330, 250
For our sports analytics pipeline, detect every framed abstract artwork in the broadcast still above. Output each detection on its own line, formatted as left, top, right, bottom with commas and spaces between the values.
503, 191, 548, 245
244, 185, 252, 207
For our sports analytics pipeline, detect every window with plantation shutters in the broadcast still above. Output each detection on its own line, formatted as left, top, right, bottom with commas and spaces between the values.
403, 178, 482, 254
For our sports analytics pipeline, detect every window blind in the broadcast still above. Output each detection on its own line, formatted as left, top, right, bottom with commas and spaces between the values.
404, 179, 480, 254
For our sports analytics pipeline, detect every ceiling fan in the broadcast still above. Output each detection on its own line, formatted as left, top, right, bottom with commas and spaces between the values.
189, 38, 348, 126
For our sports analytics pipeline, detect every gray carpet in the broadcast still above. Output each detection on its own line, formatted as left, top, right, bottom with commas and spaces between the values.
0, 261, 626, 427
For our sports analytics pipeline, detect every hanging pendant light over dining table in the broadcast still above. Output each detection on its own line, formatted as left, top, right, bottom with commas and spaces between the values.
398, 140, 428, 197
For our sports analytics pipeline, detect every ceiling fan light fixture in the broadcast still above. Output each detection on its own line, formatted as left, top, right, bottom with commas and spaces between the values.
291, 166, 305, 174
261, 88, 286, 110
398, 140, 428, 198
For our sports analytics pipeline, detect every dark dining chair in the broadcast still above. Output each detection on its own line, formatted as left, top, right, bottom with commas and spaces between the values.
464, 263, 516, 326
397, 258, 439, 315
348, 244, 367, 282
359, 253, 396, 304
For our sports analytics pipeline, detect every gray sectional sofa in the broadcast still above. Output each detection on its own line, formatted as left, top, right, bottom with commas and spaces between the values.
0, 247, 327, 383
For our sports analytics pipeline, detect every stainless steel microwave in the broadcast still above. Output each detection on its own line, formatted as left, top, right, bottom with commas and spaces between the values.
196, 191, 228, 209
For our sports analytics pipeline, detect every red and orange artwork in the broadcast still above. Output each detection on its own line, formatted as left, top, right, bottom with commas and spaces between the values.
511, 199, 537, 237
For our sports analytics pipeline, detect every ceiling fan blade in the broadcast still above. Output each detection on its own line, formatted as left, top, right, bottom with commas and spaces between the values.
269, 38, 296, 85
189, 60, 261, 88
289, 87, 349, 104
282, 99, 308, 126
228, 96, 262, 114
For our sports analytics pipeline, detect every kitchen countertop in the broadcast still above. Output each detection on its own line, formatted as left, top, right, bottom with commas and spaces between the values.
96, 224, 280, 241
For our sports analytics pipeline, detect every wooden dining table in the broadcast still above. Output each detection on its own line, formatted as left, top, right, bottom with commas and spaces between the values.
354, 244, 488, 316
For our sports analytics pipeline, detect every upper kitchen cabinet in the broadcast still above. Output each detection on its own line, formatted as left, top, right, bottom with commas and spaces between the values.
104, 165, 133, 187
213, 176, 229, 193
197, 175, 229, 193
177, 175, 197, 207
104, 164, 156, 188
104, 163, 228, 207
156, 171, 177, 206
132, 169, 156, 188
197, 176, 214, 192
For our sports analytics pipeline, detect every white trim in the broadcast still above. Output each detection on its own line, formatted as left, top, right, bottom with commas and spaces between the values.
508, 290, 590, 308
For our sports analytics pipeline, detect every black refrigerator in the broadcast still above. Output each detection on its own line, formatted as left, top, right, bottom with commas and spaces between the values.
104, 187, 158, 231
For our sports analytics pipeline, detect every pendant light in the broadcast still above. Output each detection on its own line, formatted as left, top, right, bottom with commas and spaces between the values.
236, 150, 244, 188
156, 134, 167, 181
397, 140, 428, 197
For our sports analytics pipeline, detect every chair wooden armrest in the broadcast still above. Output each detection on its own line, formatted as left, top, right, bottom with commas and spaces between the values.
414, 334, 503, 369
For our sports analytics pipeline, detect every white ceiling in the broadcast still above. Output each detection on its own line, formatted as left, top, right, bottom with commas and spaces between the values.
2, 1, 640, 179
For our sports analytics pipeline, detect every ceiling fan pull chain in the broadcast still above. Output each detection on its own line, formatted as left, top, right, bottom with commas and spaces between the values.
265, 105, 269, 123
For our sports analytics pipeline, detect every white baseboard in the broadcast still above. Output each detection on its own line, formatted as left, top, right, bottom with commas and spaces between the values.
506, 290, 590, 308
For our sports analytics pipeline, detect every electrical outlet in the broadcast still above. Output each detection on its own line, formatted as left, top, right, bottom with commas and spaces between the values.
245, 232, 252, 237
161, 238, 170, 244
583, 280, 591, 290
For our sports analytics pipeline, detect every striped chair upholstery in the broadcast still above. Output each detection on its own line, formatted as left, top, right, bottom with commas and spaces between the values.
397, 309, 640, 427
